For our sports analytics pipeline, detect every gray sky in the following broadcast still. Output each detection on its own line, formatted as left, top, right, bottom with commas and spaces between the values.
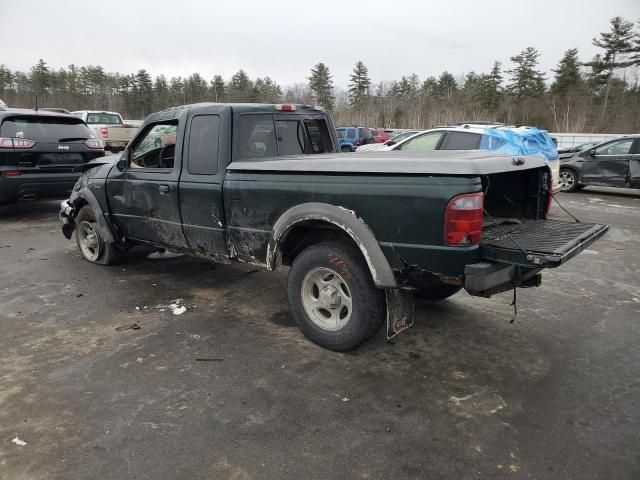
1, 0, 639, 87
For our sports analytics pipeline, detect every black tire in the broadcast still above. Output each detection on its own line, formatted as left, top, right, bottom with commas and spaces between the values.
558, 168, 579, 192
414, 285, 462, 301
287, 241, 385, 351
341, 146, 352, 152
74, 205, 121, 265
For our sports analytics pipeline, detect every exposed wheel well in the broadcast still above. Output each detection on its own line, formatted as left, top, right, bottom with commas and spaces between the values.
280, 221, 360, 267
560, 166, 578, 175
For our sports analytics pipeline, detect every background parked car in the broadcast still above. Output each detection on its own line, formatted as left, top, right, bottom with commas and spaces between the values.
558, 135, 640, 192
0, 108, 105, 203
336, 126, 373, 152
71, 110, 138, 153
355, 130, 424, 152
358, 123, 560, 190
369, 128, 395, 143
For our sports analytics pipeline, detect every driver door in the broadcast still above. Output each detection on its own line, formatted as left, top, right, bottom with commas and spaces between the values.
580, 138, 635, 187
106, 120, 188, 248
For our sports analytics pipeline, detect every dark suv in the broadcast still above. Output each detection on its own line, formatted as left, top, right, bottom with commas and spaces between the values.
558, 135, 640, 192
0, 108, 105, 203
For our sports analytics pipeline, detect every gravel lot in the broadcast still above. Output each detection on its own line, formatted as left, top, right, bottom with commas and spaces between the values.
1, 188, 639, 480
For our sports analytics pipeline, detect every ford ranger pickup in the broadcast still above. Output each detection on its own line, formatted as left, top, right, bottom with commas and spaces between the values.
59, 103, 608, 351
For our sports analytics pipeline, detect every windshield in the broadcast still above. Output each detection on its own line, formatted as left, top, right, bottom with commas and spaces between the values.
576, 143, 595, 151
0, 116, 94, 142
386, 131, 417, 145
85, 113, 122, 125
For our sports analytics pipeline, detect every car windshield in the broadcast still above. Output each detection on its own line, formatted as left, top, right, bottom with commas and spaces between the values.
85, 113, 122, 125
0, 116, 94, 142
386, 131, 416, 145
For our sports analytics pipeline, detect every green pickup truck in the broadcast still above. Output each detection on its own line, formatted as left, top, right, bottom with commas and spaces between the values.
59, 103, 608, 351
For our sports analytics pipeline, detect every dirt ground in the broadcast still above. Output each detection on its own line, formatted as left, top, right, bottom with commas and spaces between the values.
1, 188, 639, 480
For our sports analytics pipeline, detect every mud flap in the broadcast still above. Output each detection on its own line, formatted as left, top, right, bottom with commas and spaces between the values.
385, 289, 415, 339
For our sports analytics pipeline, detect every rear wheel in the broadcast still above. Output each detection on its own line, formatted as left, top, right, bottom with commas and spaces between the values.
341, 146, 352, 152
75, 205, 120, 265
287, 242, 385, 351
558, 168, 579, 192
414, 284, 462, 301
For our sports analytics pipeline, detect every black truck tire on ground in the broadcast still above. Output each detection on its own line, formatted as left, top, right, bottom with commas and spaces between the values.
75, 205, 120, 265
559, 168, 580, 192
287, 241, 385, 351
414, 285, 462, 301
341, 146, 352, 152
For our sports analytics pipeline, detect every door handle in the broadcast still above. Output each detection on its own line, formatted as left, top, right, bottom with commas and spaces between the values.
158, 184, 170, 195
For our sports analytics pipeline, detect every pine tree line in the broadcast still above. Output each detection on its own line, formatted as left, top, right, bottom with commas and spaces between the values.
1, 16, 639, 132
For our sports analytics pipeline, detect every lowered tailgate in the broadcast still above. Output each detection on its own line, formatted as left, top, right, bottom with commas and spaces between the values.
480, 219, 608, 268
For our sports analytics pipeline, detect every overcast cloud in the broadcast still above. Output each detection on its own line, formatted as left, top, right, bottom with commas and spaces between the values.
1, 0, 639, 87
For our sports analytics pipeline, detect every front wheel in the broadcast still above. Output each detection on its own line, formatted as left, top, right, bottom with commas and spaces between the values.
75, 205, 121, 265
341, 146, 352, 152
558, 168, 579, 192
287, 242, 385, 351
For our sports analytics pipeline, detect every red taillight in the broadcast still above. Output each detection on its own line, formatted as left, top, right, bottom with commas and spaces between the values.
275, 104, 296, 112
355, 140, 361, 146
3, 170, 22, 177
100, 127, 108, 138
84, 139, 104, 149
0, 137, 35, 149
444, 193, 484, 246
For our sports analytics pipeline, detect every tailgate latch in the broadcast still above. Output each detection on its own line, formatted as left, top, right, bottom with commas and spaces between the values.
526, 254, 544, 265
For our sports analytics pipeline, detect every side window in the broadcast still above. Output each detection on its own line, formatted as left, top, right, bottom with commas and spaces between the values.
130, 121, 178, 169
397, 132, 443, 152
275, 120, 305, 155
304, 119, 331, 153
441, 132, 482, 150
595, 139, 634, 156
188, 115, 220, 175
235, 114, 276, 160
346, 128, 356, 139
336, 129, 346, 140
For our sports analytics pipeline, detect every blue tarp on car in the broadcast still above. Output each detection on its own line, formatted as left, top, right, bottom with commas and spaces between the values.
480, 127, 558, 161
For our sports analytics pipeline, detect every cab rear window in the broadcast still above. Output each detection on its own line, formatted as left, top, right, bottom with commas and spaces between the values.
0, 116, 94, 143
85, 113, 122, 124
235, 114, 332, 160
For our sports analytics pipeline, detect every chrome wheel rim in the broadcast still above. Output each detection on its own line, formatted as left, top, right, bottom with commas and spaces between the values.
558, 170, 575, 191
78, 220, 101, 262
301, 267, 353, 331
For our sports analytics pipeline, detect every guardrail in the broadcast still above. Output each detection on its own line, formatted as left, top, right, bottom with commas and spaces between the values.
551, 133, 630, 149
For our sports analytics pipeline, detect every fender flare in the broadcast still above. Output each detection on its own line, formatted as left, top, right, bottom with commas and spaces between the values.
266, 203, 398, 288
71, 188, 117, 244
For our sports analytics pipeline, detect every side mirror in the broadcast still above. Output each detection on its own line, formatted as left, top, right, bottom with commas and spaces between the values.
116, 155, 128, 171
589, 148, 596, 156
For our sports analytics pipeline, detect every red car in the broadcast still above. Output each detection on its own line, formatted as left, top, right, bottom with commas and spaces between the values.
370, 128, 394, 144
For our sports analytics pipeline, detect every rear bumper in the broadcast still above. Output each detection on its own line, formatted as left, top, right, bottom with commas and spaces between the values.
0, 173, 80, 203
464, 262, 541, 297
